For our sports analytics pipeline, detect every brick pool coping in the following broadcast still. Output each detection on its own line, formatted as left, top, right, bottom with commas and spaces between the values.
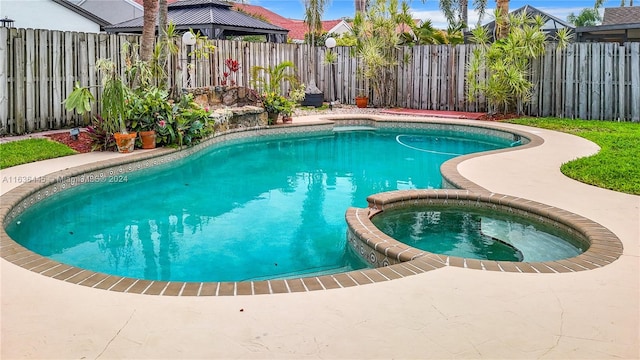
0, 117, 623, 296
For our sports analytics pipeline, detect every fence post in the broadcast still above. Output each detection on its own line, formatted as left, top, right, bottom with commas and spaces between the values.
0, 28, 8, 134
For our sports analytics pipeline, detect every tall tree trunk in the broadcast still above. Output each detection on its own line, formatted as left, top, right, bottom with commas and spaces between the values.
355, 0, 367, 14
460, 0, 468, 27
158, 0, 167, 44
141, 0, 158, 61
495, 0, 509, 40
158, 0, 168, 89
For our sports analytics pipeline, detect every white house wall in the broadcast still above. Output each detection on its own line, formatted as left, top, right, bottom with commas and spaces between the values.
0, 0, 101, 32
327, 21, 352, 36
73, 0, 142, 25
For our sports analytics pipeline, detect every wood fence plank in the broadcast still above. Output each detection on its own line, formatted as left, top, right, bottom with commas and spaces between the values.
421, 45, 429, 110
591, 44, 602, 120
630, 42, 640, 122
38, 30, 49, 129
456, 45, 466, 111
439, 46, 448, 109
78, 33, 89, 128
541, 45, 554, 116
25, 29, 36, 132
14, 36, 25, 134
51, 31, 62, 128
603, 43, 614, 120
64, 31, 74, 126
430, 46, 438, 110
87, 33, 97, 121
565, 44, 575, 119
578, 43, 589, 120
554, 47, 563, 117
617, 45, 625, 121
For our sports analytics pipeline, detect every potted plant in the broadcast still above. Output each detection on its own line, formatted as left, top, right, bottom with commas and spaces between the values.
251, 61, 300, 124
281, 100, 294, 123
282, 85, 306, 123
261, 92, 286, 125
96, 58, 136, 153
128, 87, 173, 149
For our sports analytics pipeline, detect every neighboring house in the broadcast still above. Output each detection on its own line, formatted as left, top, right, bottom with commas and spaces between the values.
0, 0, 109, 32
107, 0, 289, 42
281, 19, 352, 43
464, 5, 575, 42
67, 0, 143, 25
576, 6, 640, 43
234, 3, 351, 43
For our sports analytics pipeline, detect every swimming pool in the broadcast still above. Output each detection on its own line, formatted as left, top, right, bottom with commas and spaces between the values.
5, 124, 518, 282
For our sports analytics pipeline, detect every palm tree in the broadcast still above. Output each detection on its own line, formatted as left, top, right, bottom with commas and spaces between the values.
355, 0, 368, 13
141, 0, 158, 61
303, 0, 330, 93
304, 0, 330, 46
495, 0, 509, 39
438, 0, 488, 30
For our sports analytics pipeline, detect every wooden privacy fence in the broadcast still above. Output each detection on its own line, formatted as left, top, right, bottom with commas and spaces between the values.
1, 28, 639, 135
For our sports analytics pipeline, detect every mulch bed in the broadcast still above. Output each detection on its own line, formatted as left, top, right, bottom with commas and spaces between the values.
478, 113, 522, 121
46, 132, 93, 153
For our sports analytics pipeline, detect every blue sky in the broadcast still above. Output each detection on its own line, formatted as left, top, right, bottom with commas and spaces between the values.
250, 0, 607, 28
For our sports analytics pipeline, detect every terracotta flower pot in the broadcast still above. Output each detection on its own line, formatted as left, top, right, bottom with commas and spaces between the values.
282, 116, 293, 124
139, 130, 156, 149
355, 96, 368, 108
113, 132, 137, 153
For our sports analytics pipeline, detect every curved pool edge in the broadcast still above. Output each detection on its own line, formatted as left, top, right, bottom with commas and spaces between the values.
0, 116, 623, 296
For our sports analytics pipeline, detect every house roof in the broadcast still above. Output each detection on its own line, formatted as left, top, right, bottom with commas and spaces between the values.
52, 0, 111, 27
234, 3, 347, 41
483, 5, 574, 31
69, 0, 144, 26
125, 0, 346, 42
106, 0, 288, 39
465, 5, 574, 42
602, 7, 640, 25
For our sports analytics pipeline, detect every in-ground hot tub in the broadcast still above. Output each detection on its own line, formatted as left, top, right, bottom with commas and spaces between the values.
346, 190, 623, 273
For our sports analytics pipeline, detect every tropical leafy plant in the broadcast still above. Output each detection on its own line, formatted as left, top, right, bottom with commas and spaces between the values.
352, 0, 413, 106
127, 87, 173, 132
86, 115, 117, 152
96, 58, 130, 134
172, 93, 214, 147
63, 82, 94, 115
63, 82, 95, 125
467, 12, 572, 114
261, 92, 289, 114
250, 61, 299, 95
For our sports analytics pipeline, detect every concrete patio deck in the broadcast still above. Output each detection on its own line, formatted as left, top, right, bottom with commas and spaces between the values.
1, 115, 638, 359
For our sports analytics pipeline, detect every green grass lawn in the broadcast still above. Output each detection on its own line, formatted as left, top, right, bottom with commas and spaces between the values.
0, 139, 77, 169
507, 118, 640, 195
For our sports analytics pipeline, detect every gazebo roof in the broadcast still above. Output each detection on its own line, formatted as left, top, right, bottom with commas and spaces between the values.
105, 0, 288, 42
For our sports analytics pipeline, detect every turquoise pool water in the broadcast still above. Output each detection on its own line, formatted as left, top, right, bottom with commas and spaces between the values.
6, 128, 515, 281
371, 206, 584, 262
